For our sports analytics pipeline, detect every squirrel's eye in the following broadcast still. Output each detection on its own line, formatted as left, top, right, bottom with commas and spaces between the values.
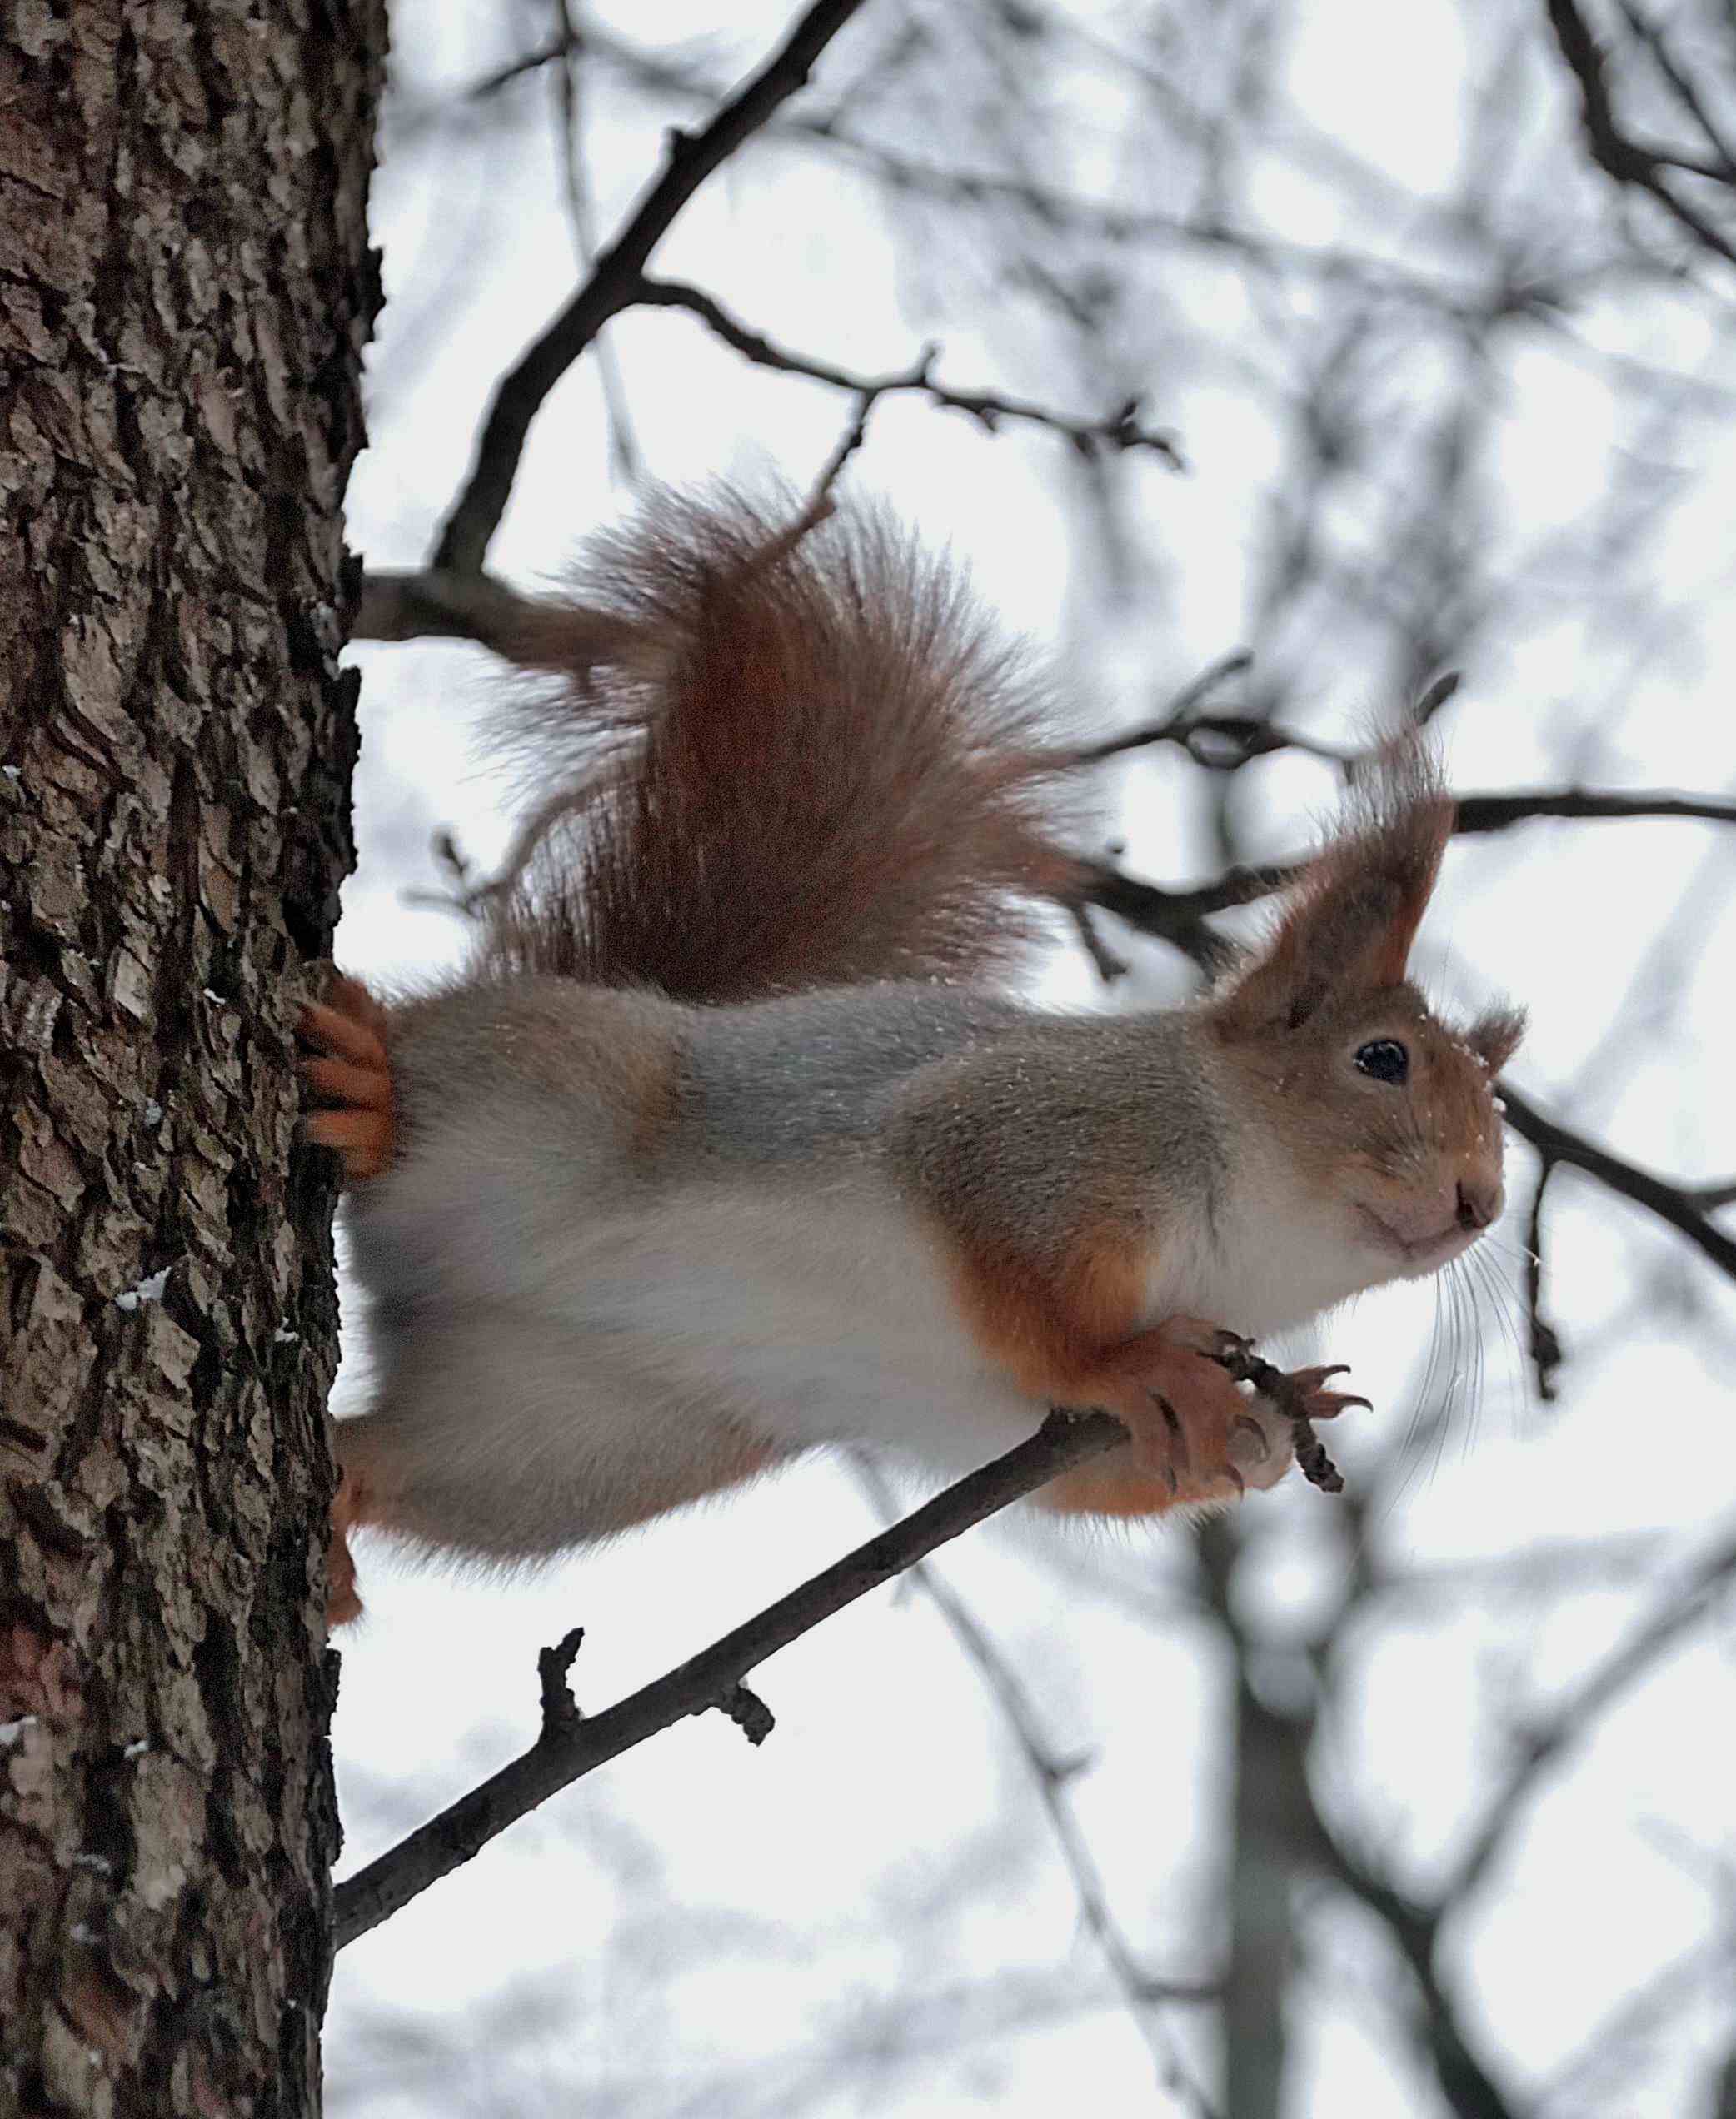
1354, 1038, 1409, 1085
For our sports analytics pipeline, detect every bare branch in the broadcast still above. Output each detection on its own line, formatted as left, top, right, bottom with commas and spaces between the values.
1197, 1530, 1523, 2119
353, 567, 547, 650
333, 1306, 1372, 1948
1454, 786, 1736, 832
633, 276, 1185, 463
1080, 775, 1736, 976
431, 0, 871, 575
1078, 859, 1272, 970
551, 0, 641, 482
1523, 1162, 1565, 1401
1613, 0, 1736, 178
579, 30, 1560, 322
1544, 0, 1736, 270
1065, 652, 1260, 767
332, 1409, 1126, 1949
1300, 1809, 1523, 2119
1499, 1084, 1736, 1281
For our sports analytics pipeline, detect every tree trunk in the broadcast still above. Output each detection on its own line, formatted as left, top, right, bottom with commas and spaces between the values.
0, 4, 382, 2112
1200, 1519, 1297, 2119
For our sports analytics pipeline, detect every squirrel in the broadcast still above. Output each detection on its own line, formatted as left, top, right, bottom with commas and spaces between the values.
300, 486, 1524, 1627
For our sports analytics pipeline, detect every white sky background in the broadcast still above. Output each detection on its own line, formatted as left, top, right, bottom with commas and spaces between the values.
322, 4, 1736, 2114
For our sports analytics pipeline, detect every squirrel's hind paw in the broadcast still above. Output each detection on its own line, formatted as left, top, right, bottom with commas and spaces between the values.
297, 976, 397, 1184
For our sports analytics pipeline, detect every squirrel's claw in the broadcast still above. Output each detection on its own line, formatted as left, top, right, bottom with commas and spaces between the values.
1276, 1364, 1374, 1422
1271, 1373, 1382, 1423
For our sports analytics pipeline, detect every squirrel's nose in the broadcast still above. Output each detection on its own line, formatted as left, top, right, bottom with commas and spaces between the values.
1456, 1173, 1501, 1233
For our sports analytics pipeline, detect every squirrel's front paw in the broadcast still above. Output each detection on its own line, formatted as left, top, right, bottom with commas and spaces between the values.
1075, 1315, 1295, 1504
297, 975, 397, 1184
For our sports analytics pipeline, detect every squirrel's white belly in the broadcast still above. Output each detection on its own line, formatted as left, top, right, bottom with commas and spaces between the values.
565, 1181, 1045, 1475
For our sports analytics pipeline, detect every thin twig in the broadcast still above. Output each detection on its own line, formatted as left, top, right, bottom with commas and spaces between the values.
1544, 0, 1736, 268
1065, 651, 1257, 766
1069, 900, 1130, 983
334, 1321, 1364, 1948
1613, 0, 1736, 177
1499, 1084, 1736, 1282
432, 0, 870, 574
1522, 1162, 1564, 1401
633, 276, 1185, 464
798, 370, 913, 520
1079, 857, 1288, 970
332, 1409, 1126, 1948
551, 0, 640, 482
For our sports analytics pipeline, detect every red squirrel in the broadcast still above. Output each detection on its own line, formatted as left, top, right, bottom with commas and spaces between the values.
300, 488, 1523, 1626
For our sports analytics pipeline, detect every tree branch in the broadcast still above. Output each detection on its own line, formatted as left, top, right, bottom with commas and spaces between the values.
430, 0, 870, 575
1522, 1161, 1565, 1401
1544, 0, 1736, 270
572, 29, 1563, 322
632, 276, 1184, 464
332, 1409, 1125, 1949
1499, 1084, 1736, 1281
1198, 1528, 1522, 2119
353, 567, 546, 651
1454, 787, 1736, 832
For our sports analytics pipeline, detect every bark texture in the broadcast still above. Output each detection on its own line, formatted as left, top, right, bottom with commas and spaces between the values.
0, 3, 382, 2112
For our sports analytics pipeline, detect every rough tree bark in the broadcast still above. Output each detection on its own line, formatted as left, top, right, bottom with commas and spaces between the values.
0, 4, 382, 2112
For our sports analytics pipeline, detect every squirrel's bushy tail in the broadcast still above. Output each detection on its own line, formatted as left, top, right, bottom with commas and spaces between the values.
479, 487, 1087, 1005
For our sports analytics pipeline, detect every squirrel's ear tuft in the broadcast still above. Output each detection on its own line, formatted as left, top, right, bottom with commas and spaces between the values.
1465, 1003, 1526, 1074
1213, 745, 1454, 1033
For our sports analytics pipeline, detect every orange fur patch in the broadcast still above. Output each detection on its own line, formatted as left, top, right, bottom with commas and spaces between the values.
940, 1226, 1150, 1400
1035, 1458, 1181, 1519
623, 1038, 681, 1165
938, 1224, 1274, 1520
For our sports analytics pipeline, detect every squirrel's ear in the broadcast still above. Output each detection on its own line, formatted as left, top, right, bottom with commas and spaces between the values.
1465, 1003, 1526, 1074
1214, 755, 1454, 1032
